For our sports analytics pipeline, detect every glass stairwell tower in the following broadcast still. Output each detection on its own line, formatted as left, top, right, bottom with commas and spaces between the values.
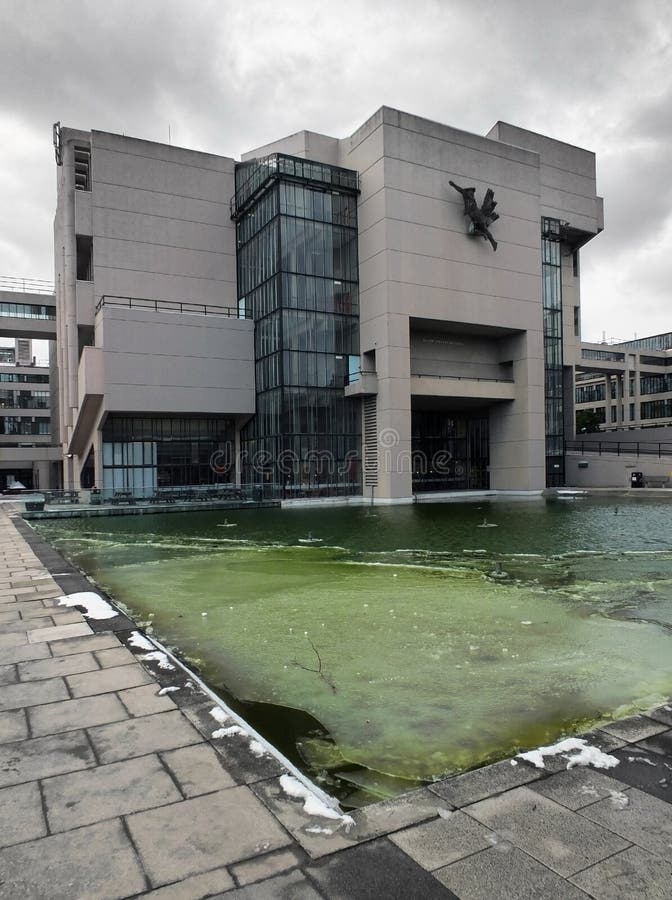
232, 154, 362, 496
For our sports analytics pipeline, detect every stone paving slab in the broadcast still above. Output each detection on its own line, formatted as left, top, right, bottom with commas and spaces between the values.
428, 758, 543, 807
635, 728, 672, 757
0, 729, 96, 787
89, 709, 203, 764
43, 753, 183, 832
569, 844, 672, 899
0, 818, 148, 900
0, 708, 28, 742
389, 811, 493, 870
0, 675, 69, 710
140, 868, 235, 899
464, 785, 630, 877
127, 787, 293, 888
161, 742, 237, 796
17, 650, 100, 681
66, 660, 154, 697
118, 682, 179, 717
528, 765, 633, 810
600, 714, 671, 743
579, 786, 672, 861
0, 781, 47, 848
435, 846, 592, 900
29, 692, 130, 736
307, 837, 459, 899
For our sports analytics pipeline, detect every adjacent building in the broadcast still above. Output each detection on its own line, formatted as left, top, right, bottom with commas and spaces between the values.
0, 337, 57, 491
52, 108, 603, 501
576, 333, 672, 431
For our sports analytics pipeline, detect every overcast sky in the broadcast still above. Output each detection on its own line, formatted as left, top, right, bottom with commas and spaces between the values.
1, 0, 670, 343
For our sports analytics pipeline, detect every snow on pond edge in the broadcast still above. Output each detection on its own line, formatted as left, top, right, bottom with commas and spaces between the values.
57, 591, 117, 620
518, 737, 619, 770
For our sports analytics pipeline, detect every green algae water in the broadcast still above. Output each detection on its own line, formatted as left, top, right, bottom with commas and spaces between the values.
37, 497, 672, 806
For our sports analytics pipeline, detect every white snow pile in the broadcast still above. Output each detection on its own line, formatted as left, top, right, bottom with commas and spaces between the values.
127, 631, 175, 670
279, 774, 355, 827
210, 706, 230, 725
208, 707, 269, 757
213, 725, 245, 739
517, 738, 619, 771
158, 686, 180, 695
140, 650, 175, 671
128, 631, 155, 651
57, 591, 117, 620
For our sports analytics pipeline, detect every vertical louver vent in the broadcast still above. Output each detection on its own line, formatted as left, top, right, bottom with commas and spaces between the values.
363, 396, 378, 487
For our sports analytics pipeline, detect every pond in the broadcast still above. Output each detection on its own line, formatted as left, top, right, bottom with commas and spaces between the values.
36, 496, 672, 807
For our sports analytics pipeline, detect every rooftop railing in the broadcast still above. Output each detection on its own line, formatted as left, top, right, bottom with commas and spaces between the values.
0, 276, 55, 295
96, 295, 252, 319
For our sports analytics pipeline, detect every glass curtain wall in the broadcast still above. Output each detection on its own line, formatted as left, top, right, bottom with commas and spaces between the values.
234, 154, 361, 496
542, 218, 565, 486
101, 415, 235, 494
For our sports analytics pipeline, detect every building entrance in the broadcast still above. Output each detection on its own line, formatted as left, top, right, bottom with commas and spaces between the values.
411, 411, 489, 492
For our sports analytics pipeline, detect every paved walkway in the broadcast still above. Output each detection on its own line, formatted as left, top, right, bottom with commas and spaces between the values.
1, 509, 672, 898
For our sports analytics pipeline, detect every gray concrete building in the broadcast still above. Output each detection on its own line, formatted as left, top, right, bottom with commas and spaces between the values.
0, 280, 60, 491
576, 332, 672, 432
52, 108, 603, 500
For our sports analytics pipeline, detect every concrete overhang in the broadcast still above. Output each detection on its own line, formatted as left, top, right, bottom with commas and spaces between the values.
410, 374, 516, 403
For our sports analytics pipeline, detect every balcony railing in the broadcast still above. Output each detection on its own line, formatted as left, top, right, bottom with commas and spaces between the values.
0, 276, 55, 295
96, 295, 252, 319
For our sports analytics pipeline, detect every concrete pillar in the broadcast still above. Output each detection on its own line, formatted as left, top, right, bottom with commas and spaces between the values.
489, 331, 545, 491
58, 139, 81, 488
371, 315, 412, 501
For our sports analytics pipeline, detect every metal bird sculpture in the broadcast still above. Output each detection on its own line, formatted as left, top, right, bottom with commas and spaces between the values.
449, 180, 499, 251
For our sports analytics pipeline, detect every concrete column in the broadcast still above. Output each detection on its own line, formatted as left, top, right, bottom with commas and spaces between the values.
93, 430, 104, 489
59, 139, 80, 488
632, 354, 640, 425
373, 315, 412, 501
489, 331, 545, 491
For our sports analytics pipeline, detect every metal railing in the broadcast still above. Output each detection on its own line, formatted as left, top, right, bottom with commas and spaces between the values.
412, 373, 515, 383
0, 276, 55, 295
96, 295, 251, 319
566, 439, 672, 458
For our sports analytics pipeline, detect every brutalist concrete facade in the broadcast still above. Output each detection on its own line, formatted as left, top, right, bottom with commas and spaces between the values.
53, 108, 603, 499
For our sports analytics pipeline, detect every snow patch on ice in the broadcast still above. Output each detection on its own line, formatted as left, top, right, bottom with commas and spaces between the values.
57, 591, 117, 620
518, 738, 619, 770
128, 631, 155, 652
141, 650, 175, 671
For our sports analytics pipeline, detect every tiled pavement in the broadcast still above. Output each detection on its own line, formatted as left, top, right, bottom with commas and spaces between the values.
2, 511, 672, 899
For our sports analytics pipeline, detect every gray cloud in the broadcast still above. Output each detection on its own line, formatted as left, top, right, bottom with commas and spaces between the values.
1, 0, 671, 340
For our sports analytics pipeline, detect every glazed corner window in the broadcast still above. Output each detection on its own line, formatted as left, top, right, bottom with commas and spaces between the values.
76, 235, 93, 281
